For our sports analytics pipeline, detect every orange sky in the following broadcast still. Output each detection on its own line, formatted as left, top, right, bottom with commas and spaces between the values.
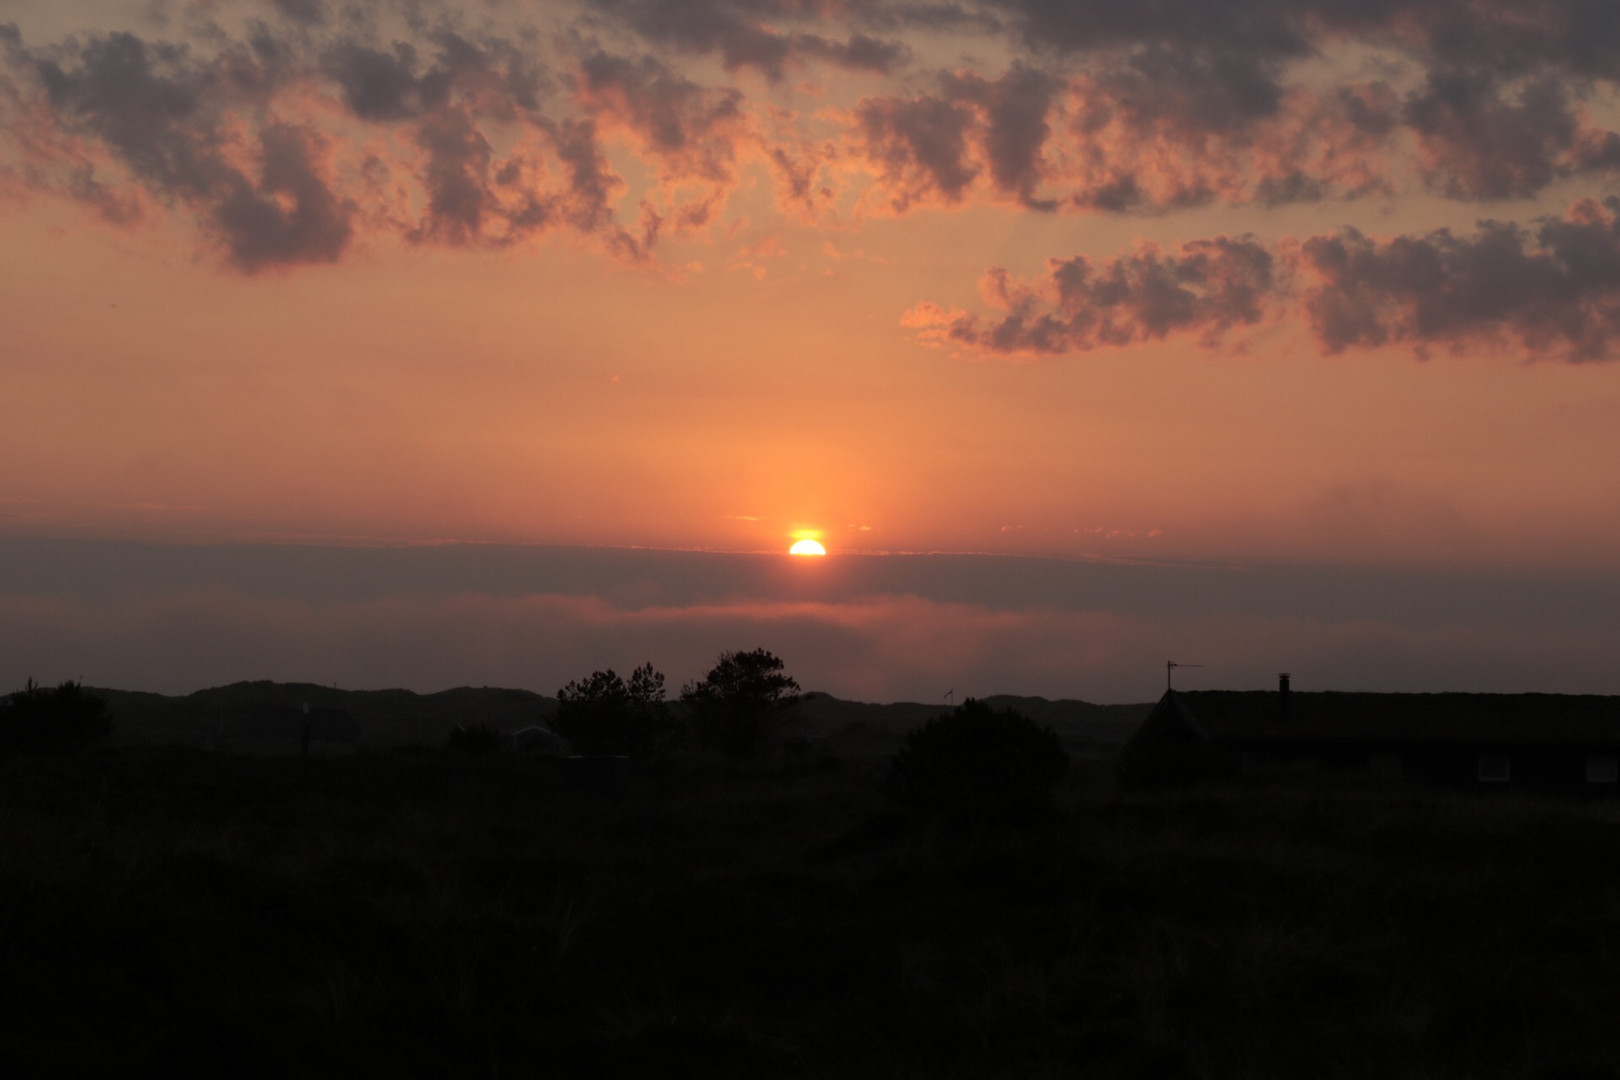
2, 1, 1619, 699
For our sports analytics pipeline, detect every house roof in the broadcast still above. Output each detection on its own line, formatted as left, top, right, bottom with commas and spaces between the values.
1174, 690, 1620, 747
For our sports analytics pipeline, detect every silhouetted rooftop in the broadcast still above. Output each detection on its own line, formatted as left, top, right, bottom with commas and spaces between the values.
1175, 690, 1620, 746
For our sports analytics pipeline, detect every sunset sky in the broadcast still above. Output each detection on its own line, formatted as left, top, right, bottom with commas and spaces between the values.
2, 0, 1619, 704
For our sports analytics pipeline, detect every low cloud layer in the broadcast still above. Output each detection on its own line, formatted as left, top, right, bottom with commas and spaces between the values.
2, 540, 1617, 704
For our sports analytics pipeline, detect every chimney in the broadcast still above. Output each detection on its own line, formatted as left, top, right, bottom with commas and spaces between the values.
1278, 673, 1291, 722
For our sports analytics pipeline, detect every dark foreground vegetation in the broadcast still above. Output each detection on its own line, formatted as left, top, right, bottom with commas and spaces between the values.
6, 737, 1620, 1078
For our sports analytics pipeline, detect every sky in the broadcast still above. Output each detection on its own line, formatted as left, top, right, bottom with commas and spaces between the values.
2, 0, 1619, 704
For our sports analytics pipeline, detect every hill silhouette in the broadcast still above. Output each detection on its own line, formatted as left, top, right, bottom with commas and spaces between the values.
90, 681, 1151, 756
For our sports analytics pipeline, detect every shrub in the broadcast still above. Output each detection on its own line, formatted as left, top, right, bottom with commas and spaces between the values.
885, 699, 1069, 820
0, 679, 111, 755
446, 722, 503, 754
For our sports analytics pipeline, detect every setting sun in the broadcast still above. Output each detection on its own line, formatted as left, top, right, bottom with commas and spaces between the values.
789, 540, 827, 557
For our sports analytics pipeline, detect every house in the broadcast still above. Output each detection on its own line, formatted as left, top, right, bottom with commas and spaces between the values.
505, 724, 569, 754
1119, 675, 1620, 791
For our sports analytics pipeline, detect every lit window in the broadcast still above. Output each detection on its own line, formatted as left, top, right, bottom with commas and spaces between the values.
1586, 756, 1618, 784
1477, 755, 1510, 783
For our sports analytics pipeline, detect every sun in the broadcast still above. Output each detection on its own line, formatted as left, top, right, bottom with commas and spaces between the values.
789, 539, 827, 557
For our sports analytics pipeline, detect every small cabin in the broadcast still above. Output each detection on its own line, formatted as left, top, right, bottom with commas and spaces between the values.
1119, 677, 1620, 792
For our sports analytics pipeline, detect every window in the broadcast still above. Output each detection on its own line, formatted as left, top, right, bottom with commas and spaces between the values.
1586, 756, 1618, 784
1477, 754, 1510, 783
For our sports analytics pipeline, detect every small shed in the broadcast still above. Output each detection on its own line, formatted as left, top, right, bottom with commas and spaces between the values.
1119, 676, 1620, 791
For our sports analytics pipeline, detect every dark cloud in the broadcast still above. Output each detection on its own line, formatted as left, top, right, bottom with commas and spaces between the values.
215, 124, 352, 271
913, 199, 1620, 361
0, 22, 595, 262
907, 236, 1275, 353
549, 117, 627, 235
325, 41, 447, 120
578, 51, 742, 177
1301, 198, 1620, 360
1092, 48, 1284, 136
981, 0, 1315, 62
580, 0, 907, 79
20, 29, 354, 269
857, 92, 977, 209
576, 51, 751, 230
981, 0, 1620, 81
857, 66, 1061, 210
856, 58, 1401, 216
34, 31, 230, 199
410, 105, 495, 243
1058, 60, 1407, 213
942, 65, 1060, 208
323, 33, 545, 122
791, 32, 908, 73
1403, 69, 1619, 200
405, 106, 555, 247
861, 2, 1005, 33
270, 0, 326, 26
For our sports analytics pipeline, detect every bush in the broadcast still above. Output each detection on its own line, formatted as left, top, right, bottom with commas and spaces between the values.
0, 679, 111, 756
885, 699, 1069, 820
446, 722, 503, 754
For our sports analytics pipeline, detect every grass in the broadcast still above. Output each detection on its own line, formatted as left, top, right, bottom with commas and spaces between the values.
3, 745, 1620, 1077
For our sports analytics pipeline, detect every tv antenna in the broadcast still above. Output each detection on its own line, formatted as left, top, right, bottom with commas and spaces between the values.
944, 689, 955, 707
1166, 661, 1203, 690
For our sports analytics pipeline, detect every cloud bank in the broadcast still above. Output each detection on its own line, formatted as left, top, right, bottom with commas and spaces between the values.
2, 540, 1617, 705
2, 0, 1617, 286
909, 198, 1620, 361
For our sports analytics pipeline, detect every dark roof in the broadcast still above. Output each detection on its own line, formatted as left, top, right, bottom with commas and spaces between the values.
1175, 690, 1620, 747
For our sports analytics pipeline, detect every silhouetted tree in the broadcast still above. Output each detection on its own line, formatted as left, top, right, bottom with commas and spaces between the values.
681, 649, 801, 760
446, 722, 504, 753
0, 679, 111, 755
555, 663, 674, 756
885, 699, 1069, 821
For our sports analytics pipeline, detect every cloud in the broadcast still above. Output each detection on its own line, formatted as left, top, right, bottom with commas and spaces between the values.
854, 65, 1062, 210
405, 105, 558, 247
1403, 69, 1620, 200
4, 541, 1620, 705
215, 123, 352, 271
1092, 47, 1285, 137
912, 197, 1620, 361
942, 65, 1060, 208
19, 29, 353, 270
579, 0, 908, 80
856, 91, 977, 210
982, 0, 1314, 61
0, 22, 669, 263
270, 0, 327, 26
1300, 197, 1620, 360
906, 235, 1275, 354
853, 59, 1399, 215
8, 1, 1620, 277
982, 0, 1620, 83
575, 50, 748, 229
323, 32, 546, 124
325, 41, 447, 120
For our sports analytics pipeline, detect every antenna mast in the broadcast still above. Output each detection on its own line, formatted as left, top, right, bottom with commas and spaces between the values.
1166, 661, 1204, 690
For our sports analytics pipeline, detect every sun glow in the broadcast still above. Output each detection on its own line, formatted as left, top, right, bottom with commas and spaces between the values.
789, 539, 827, 557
